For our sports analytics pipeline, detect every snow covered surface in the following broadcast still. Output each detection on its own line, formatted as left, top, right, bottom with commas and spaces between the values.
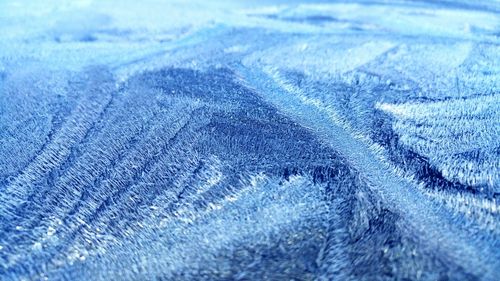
0, 0, 499, 280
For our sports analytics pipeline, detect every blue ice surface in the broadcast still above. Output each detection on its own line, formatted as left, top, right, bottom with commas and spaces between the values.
0, 0, 499, 280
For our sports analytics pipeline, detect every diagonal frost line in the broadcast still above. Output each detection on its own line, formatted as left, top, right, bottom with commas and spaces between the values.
0, 83, 113, 218
51, 108, 205, 254
5, 92, 78, 186
7, 107, 204, 270
0, 97, 161, 260
0, 88, 119, 231
66, 118, 199, 240
234, 64, 500, 280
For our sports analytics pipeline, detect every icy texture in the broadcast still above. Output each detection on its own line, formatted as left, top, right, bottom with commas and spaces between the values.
0, 0, 499, 280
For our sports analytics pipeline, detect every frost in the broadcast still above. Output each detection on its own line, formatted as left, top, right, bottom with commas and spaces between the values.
0, 0, 499, 280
